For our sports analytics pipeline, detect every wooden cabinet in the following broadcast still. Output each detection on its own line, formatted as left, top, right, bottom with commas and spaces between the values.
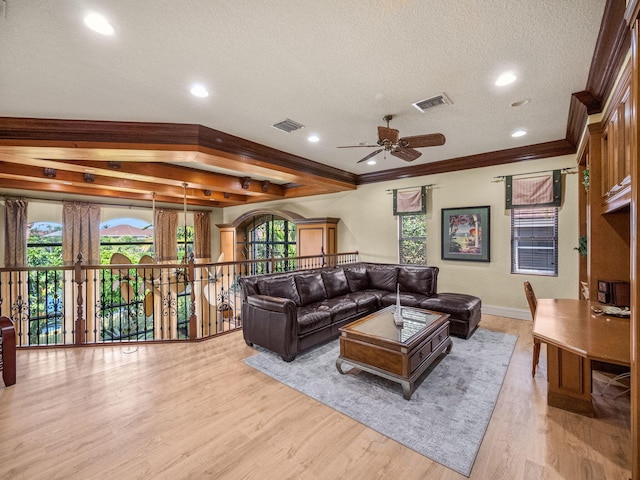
578, 58, 632, 301
296, 218, 339, 258
216, 215, 339, 263
578, 123, 630, 302
600, 64, 632, 212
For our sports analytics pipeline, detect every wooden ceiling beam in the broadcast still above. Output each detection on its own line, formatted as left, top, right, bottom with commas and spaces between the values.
0, 117, 358, 192
51, 160, 287, 197
0, 162, 252, 207
0, 143, 355, 195
0, 177, 227, 207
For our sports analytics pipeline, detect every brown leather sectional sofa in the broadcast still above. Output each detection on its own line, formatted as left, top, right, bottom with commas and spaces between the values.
239, 262, 481, 361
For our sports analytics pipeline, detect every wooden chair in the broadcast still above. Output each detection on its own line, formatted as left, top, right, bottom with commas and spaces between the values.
0, 316, 16, 387
523, 282, 541, 377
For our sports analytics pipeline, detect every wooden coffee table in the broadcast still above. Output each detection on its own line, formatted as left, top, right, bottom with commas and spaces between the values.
336, 305, 451, 400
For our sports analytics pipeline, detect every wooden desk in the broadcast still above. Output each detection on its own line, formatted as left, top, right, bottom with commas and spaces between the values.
533, 299, 630, 416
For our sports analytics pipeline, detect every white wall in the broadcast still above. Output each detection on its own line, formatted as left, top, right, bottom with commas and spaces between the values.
222, 155, 579, 315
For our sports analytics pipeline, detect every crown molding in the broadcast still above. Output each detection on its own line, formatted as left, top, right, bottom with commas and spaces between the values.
356, 139, 575, 185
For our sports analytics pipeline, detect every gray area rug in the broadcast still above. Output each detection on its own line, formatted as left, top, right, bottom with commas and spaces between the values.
244, 328, 517, 476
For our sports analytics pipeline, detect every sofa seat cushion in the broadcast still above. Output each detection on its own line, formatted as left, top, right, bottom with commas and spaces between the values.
311, 297, 359, 324
295, 273, 327, 306
420, 293, 481, 320
344, 292, 379, 312
297, 306, 332, 334
380, 292, 429, 308
359, 289, 389, 303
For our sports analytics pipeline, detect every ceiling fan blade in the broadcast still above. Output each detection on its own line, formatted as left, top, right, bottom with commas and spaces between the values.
399, 133, 446, 148
391, 148, 422, 162
337, 145, 380, 148
377, 126, 399, 144
357, 149, 383, 163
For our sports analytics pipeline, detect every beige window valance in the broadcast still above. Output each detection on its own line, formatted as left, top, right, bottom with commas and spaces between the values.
505, 170, 562, 209
393, 186, 426, 215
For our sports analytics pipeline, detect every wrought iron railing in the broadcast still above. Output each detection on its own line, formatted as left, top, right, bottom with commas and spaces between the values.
0, 251, 359, 347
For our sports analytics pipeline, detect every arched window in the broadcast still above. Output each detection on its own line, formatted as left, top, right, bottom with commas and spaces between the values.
238, 213, 297, 273
244, 215, 296, 259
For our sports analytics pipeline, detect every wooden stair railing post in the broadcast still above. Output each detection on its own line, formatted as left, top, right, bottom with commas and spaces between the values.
187, 254, 197, 340
0, 316, 16, 386
74, 253, 86, 345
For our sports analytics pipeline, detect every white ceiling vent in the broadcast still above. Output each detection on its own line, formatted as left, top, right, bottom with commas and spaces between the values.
272, 118, 305, 133
412, 93, 452, 113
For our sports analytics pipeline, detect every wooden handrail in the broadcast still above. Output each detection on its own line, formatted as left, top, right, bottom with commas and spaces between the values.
0, 250, 360, 347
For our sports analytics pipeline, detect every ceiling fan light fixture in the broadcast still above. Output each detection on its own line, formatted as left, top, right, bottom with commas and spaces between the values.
367, 159, 376, 165
340, 114, 444, 163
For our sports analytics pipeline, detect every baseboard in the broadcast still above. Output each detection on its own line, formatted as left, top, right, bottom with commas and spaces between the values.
482, 304, 531, 321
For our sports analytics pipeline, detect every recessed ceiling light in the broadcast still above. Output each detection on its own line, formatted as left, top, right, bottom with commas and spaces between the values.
495, 71, 517, 86
510, 99, 531, 107
367, 159, 377, 165
308, 135, 320, 143
190, 84, 209, 98
83, 13, 115, 36
511, 129, 527, 138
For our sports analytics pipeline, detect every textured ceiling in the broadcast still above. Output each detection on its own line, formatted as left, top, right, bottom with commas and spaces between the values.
0, 0, 605, 179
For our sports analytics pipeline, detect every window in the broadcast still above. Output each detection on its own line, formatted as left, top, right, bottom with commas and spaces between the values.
27, 222, 63, 267
399, 214, 426, 264
100, 218, 155, 264
511, 207, 558, 276
26, 222, 65, 345
242, 215, 296, 273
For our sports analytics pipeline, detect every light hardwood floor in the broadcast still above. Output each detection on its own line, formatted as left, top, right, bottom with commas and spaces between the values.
0, 315, 631, 480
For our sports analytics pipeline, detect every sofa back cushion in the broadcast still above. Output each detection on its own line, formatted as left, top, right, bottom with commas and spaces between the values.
257, 276, 301, 306
344, 269, 369, 292
294, 273, 328, 306
321, 269, 350, 298
398, 266, 438, 296
367, 266, 398, 291
239, 276, 260, 298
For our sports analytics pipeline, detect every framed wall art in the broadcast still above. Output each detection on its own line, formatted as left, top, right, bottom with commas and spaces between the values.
441, 206, 490, 262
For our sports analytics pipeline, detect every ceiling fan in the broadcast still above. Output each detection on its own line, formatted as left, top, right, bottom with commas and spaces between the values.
338, 115, 445, 163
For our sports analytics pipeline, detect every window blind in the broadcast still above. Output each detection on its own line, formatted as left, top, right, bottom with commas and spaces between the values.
511, 207, 558, 276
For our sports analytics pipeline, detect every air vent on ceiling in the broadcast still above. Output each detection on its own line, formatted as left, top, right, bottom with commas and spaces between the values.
272, 118, 305, 133
412, 93, 452, 113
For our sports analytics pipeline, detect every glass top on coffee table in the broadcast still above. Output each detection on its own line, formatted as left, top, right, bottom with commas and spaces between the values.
346, 305, 445, 344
